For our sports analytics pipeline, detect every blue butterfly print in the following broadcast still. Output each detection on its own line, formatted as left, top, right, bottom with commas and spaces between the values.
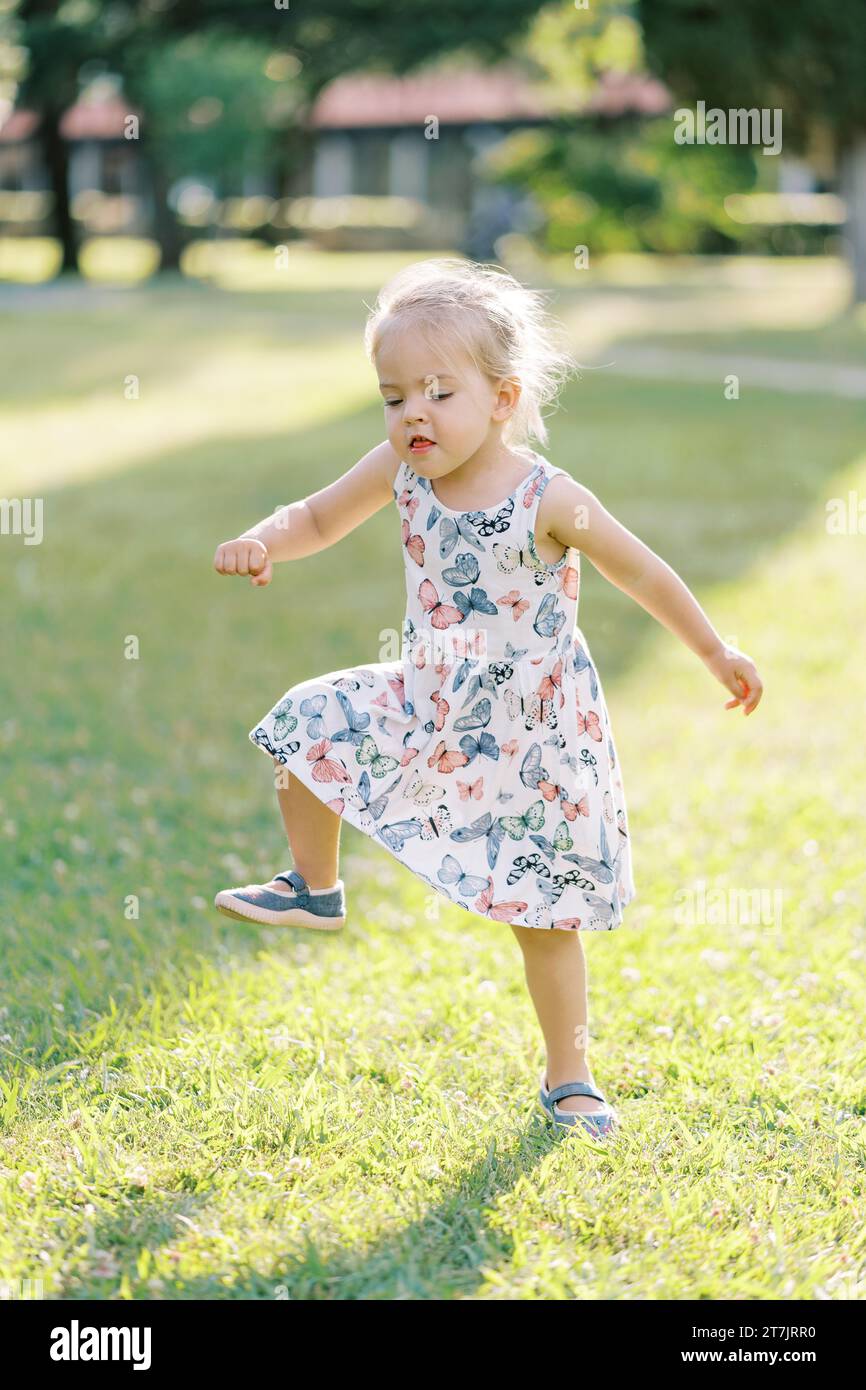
519, 742, 549, 790
439, 514, 484, 556
450, 811, 506, 870
441, 552, 480, 587
331, 688, 371, 746
299, 694, 328, 739
455, 669, 502, 708
452, 697, 492, 733
562, 816, 621, 884
572, 640, 599, 700
345, 769, 397, 822
533, 592, 566, 639
453, 587, 498, 619
580, 892, 617, 927
437, 853, 489, 899
504, 640, 529, 662
452, 655, 480, 693
378, 803, 451, 854
458, 730, 500, 764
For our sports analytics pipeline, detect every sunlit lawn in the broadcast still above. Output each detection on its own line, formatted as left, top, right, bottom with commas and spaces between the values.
1, 254, 865, 1299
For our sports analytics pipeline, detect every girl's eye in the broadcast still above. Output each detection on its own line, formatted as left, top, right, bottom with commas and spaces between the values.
384, 399, 402, 408
431, 393, 452, 401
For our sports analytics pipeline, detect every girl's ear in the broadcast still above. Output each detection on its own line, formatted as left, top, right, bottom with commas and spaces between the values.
492, 376, 521, 422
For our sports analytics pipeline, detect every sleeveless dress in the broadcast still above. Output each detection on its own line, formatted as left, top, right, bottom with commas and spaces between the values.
248, 451, 636, 931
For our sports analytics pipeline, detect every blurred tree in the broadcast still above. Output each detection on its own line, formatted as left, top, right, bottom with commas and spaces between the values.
487, 0, 757, 259
637, 0, 866, 300
7, 0, 109, 271
6, 0, 551, 273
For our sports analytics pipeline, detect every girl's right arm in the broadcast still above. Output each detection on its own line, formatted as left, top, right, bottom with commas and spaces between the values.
213, 440, 401, 587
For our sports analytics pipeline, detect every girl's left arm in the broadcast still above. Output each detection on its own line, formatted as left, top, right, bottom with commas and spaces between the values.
544, 475, 764, 716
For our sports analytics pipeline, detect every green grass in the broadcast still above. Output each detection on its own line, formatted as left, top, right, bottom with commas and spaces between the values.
1, 256, 866, 1300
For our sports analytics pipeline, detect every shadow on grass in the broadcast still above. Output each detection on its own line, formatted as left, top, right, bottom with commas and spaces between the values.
62, 1118, 578, 1300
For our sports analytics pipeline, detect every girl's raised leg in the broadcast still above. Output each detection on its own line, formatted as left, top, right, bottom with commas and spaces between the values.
510, 925, 605, 1117
262, 763, 342, 891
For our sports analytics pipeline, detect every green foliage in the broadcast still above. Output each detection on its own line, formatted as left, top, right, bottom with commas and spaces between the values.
127, 32, 297, 191
638, 0, 866, 148
489, 120, 758, 256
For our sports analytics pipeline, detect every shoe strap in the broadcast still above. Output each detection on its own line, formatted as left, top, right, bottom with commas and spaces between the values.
273, 870, 309, 899
548, 1080, 607, 1106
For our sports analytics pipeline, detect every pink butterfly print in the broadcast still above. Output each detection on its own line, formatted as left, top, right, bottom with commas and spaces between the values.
524, 473, 545, 509
538, 778, 561, 802
497, 590, 530, 621
561, 792, 590, 821
553, 917, 582, 930
430, 690, 450, 731
576, 708, 603, 742
399, 746, 420, 767
473, 876, 528, 923
307, 739, 352, 784
457, 776, 484, 801
397, 485, 417, 511
405, 493, 420, 522
536, 658, 564, 707
500, 738, 520, 759
327, 796, 347, 815
556, 564, 579, 600
419, 578, 464, 630
449, 633, 479, 660
427, 739, 470, 774
401, 518, 425, 567
388, 673, 410, 709
434, 656, 454, 682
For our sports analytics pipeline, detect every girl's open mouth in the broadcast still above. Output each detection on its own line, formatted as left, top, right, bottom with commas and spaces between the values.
409, 435, 436, 454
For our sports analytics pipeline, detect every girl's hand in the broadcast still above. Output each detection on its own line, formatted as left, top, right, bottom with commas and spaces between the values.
703, 644, 763, 715
214, 536, 272, 587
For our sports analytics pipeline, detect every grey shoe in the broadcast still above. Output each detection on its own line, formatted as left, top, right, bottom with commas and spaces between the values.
214, 868, 346, 930
538, 1072, 618, 1138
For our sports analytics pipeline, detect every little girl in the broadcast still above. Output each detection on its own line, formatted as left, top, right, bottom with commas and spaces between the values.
213, 258, 763, 1138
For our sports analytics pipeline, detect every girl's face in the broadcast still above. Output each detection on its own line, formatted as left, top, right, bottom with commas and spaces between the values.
374, 318, 519, 477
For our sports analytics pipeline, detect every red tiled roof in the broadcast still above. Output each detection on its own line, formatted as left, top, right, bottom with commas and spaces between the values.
60, 96, 139, 139
0, 108, 40, 141
0, 68, 671, 144
310, 67, 671, 127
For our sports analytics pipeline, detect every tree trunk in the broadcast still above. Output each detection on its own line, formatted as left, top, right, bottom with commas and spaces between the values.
840, 133, 866, 304
40, 104, 77, 273
147, 157, 184, 272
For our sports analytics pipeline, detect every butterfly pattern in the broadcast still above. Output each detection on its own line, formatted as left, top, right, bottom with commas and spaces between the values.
249, 451, 635, 931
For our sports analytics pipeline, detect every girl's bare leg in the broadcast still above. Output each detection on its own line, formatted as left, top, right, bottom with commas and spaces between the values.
510, 925, 605, 1117
261, 763, 342, 891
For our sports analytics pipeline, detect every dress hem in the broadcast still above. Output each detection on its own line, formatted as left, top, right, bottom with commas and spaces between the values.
249, 727, 635, 932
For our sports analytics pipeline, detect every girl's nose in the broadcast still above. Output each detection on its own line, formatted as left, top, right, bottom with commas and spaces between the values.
403, 401, 430, 426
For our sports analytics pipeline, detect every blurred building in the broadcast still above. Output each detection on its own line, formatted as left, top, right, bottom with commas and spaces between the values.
0, 66, 670, 255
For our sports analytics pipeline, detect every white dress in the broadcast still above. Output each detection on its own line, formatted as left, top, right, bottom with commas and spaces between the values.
249, 451, 636, 930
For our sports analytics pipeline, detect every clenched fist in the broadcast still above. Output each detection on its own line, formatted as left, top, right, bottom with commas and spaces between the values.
213, 536, 272, 587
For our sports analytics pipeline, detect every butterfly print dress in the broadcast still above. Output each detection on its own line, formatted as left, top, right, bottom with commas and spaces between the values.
249, 451, 636, 931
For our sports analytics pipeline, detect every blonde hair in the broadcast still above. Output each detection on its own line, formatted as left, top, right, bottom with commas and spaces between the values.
364, 257, 576, 452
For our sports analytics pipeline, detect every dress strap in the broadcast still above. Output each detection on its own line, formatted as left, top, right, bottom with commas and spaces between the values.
392, 456, 407, 499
